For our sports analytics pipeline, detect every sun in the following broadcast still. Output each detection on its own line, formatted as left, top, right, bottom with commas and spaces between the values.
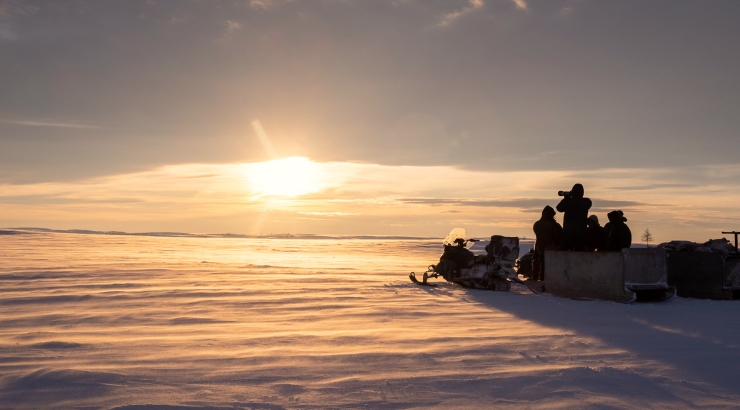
245, 156, 325, 198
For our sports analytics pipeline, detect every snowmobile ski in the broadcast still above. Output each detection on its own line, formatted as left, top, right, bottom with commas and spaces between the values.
511, 276, 542, 294
409, 272, 438, 287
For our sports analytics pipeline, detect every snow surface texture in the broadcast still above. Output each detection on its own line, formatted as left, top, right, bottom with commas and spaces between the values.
1, 232, 740, 409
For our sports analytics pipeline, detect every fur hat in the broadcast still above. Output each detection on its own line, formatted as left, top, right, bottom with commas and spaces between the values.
608, 210, 626, 224
618, 210, 627, 222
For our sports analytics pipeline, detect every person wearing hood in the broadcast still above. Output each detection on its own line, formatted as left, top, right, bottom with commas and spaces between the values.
585, 214, 608, 252
603, 209, 624, 238
556, 183, 592, 251
605, 210, 632, 251
532, 205, 564, 281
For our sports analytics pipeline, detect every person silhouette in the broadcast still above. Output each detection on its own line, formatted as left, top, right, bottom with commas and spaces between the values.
556, 183, 592, 251
605, 210, 632, 251
532, 205, 563, 281
585, 215, 607, 251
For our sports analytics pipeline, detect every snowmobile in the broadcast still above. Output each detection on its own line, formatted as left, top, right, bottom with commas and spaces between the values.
409, 228, 528, 291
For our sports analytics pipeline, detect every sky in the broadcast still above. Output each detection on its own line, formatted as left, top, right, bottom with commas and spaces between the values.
0, 0, 739, 241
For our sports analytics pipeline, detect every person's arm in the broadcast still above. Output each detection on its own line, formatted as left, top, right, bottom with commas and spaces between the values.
556, 198, 568, 212
605, 231, 614, 251
584, 198, 592, 210
555, 223, 564, 249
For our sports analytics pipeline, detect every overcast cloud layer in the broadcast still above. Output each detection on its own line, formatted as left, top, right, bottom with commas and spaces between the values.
1, 0, 739, 239
1, 0, 739, 182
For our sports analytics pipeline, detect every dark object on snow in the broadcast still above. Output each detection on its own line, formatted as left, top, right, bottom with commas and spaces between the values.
438, 245, 475, 280
556, 183, 592, 251
409, 229, 535, 292
666, 251, 740, 300
605, 210, 632, 251
409, 272, 437, 287
516, 249, 535, 279
657, 238, 735, 255
659, 236, 740, 300
486, 235, 520, 261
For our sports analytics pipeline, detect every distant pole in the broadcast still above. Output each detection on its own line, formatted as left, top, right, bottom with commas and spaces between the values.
723, 231, 739, 252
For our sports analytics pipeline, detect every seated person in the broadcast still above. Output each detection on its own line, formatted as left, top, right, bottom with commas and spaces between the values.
603, 209, 625, 238
585, 215, 608, 251
605, 210, 632, 251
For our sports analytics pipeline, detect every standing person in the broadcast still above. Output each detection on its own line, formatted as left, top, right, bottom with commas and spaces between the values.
585, 215, 608, 251
556, 183, 592, 251
605, 210, 632, 251
532, 205, 563, 281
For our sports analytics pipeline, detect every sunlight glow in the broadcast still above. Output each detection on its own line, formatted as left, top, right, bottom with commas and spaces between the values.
245, 156, 325, 198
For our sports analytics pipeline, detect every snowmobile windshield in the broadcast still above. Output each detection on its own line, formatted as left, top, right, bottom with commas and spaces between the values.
443, 228, 468, 247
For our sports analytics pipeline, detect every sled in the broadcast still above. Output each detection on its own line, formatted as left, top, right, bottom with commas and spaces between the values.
666, 252, 740, 300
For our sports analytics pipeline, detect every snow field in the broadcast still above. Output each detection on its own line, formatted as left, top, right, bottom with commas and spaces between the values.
1, 232, 739, 409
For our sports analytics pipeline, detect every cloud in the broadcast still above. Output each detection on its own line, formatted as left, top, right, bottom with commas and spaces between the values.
402, 197, 549, 209
249, 0, 282, 10
400, 197, 645, 211
219, 19, 243, 41
223, 20, 242, 33
0, 1, 39, 17
607, 183, 697, 191
297, 211, 360, 216
0, 159, 737, 240
0, 119, 105, 129
438, 0, 484, 27
512, 0, 528, 11
558, 0, 583, 17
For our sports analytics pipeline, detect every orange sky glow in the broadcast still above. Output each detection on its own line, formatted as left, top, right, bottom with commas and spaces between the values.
2, 154, 737, 242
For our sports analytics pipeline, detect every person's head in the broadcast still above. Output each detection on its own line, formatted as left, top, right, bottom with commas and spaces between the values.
571, 183, 584, 199
588, 214, 600, 228
541, 205, 556, 220
607, 210, 624, 225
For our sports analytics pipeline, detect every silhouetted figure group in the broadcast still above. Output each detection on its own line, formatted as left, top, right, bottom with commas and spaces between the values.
531, 183, 632, 280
